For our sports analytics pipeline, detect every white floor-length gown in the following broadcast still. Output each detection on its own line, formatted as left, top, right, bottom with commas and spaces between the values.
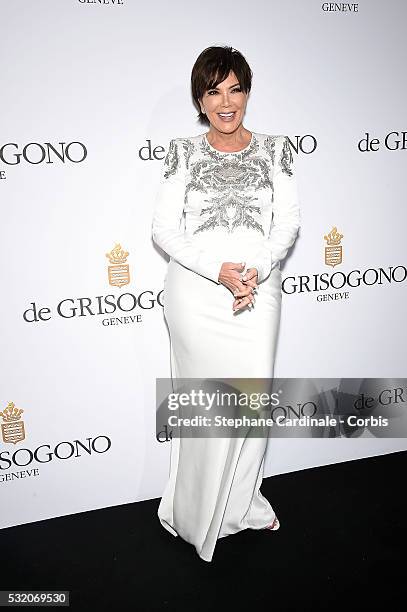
152, 131, 300, 562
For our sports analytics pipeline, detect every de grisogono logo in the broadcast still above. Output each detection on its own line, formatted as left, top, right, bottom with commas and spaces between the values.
324, 226, 343, 267
281, 225, 406, 300
0, 141, 87, 180
0, 402, 111, 480
1, 402, 26, 445
22, 242, 164, 327
106, 243, 130, 288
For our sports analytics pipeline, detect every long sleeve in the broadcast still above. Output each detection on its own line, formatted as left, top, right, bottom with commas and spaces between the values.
152, 138, 223, 284
249, 135, 301, 283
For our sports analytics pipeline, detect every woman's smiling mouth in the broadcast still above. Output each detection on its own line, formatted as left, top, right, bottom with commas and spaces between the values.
217, 111, 236, 121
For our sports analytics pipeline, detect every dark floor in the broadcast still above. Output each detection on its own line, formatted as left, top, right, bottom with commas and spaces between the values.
1, 450, 405, 611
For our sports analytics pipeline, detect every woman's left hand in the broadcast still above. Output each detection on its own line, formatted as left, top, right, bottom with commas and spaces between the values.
233, 268, 258, 312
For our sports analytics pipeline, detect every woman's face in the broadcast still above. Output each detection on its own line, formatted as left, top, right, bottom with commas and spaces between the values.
199, 70, 249, 133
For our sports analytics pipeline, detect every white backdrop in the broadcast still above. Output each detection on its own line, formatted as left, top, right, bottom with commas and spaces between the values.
1, 0, 406, 529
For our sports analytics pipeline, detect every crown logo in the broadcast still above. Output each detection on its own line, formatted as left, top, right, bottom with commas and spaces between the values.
0, 401, 24, 422
324, 226, 343, 267
0, 401, 26, 444
324, 227, 343, 246
105, 243, 129, 265
105, 243, 131, 288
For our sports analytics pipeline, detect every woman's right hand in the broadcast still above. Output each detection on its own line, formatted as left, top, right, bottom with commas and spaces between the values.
218, 262, 256, 311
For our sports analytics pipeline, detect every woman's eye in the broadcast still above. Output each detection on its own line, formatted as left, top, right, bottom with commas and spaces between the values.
207, 87, 241, 95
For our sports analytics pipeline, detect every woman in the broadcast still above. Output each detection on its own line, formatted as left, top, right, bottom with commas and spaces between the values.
152, 46, 301, 562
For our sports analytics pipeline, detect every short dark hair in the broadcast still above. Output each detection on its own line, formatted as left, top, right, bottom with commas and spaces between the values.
191, 46, 253, 126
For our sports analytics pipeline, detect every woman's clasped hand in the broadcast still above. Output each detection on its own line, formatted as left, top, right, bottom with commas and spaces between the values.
218, 261, 258, 312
